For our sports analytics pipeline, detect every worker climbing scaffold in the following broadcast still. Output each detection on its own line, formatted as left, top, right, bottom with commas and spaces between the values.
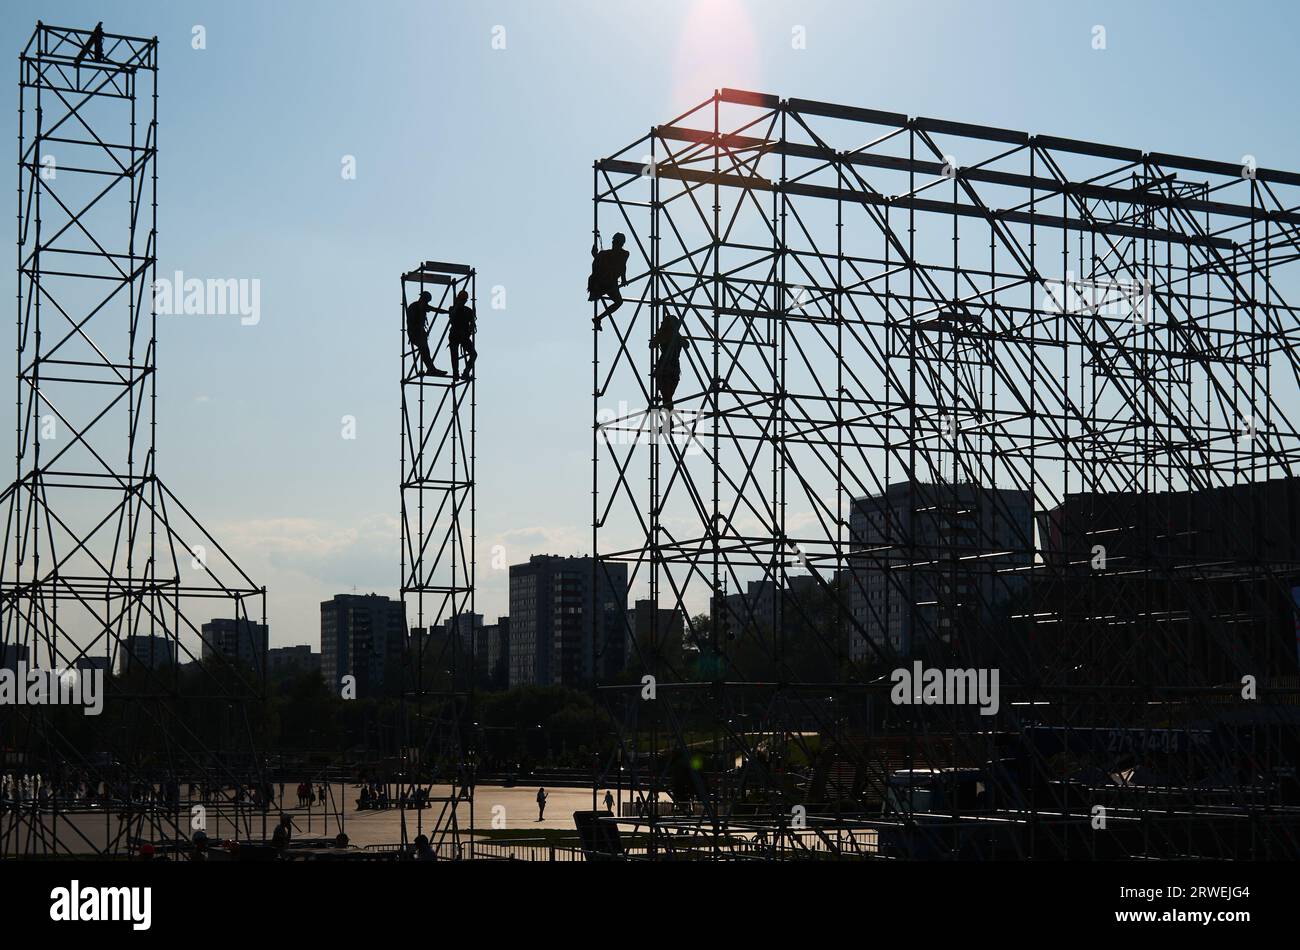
588, 230, 629, 331
651, 309, 688, 416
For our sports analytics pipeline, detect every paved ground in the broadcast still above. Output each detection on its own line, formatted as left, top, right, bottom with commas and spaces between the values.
321, 783, 603, 846
1, 783, 625, 854
2, 785, 877, 858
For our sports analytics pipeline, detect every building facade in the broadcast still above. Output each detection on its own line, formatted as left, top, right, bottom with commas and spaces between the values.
508, 555, 628, 687
320, 593, 407, 695
201, 618, 270, 674
121, 634, 177, 673
480, 617, 510, 689
848, 481, 1033, 662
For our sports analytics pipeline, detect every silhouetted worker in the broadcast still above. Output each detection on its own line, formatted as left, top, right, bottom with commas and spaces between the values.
448, 289, 477, 380
651, 311, 689, 413
603, 789, 614, 813
74, 22, 105, 65
589, 232, 629, 330
272, 813, 294, 854
413, 832, 435, 861
406, 290, 449, 377
536, 787, 548, 822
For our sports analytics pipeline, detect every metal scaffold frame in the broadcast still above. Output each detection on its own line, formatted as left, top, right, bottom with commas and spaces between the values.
0, 23, 268, 857
398, 260, 476, 856
591, 88, 1300, 860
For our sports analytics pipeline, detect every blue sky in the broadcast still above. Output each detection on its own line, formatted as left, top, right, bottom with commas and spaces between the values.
2, 0, 1297, 647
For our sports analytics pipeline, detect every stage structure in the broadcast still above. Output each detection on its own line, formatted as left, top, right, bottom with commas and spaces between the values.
592, 88, 1300, 859
399, 260, 476, 856
0, 23, 267, 856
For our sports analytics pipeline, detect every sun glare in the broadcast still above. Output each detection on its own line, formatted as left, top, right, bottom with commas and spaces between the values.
671, 0, 763, 111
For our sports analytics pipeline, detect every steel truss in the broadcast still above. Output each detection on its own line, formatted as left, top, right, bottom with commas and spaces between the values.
398, 260, 476, 856
0, 23, 267, 857
592, 88, 1300, 859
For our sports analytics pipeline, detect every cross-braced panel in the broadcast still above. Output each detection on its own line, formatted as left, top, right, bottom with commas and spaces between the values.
593, 89, 1300, 860
398, 261, 476, 854
0, 23, 267, 857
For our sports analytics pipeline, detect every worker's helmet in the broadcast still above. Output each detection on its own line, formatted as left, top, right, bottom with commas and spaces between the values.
613, 232, 626, 247
456, 290, 468, 303
419, 290, 431, 302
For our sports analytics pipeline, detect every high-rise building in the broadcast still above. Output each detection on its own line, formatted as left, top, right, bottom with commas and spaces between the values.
431, 614, 511, 689
424, 611, 486, 686
121, 634, 177, 673
320, 593, 407, 695
480, 617, 510, 689
201, 618, 269, 674
716, 576, 819, 637
848, 481, 1033, 661
508, 555, 628, 687
441, 612, 484, 652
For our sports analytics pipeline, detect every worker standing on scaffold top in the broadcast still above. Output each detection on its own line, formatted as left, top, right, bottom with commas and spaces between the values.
448, 289, 477, 382
406, 290, 449, 378
652, 309, 688, 415
588, 231, 629, 331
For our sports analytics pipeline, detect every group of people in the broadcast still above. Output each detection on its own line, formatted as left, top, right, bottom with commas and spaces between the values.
402, 232, 689, 414
1, 772, 57, 809
356, 783, 436, 810
0, 773, 326, 814
215, 782, 279, 811
293, 782, 328, 808
589, 231, 688, 413
1, 773, 192, 810
356, 783, 391, 809
405, 288, 476, 380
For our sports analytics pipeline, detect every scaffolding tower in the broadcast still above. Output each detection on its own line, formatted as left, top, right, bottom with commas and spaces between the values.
398, 260, 476, 856
0, 23, 267, 856
592, 89, 1300, 859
